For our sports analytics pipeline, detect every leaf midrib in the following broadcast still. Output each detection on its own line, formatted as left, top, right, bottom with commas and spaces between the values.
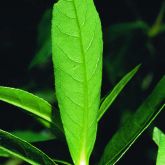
72, 0, 89, 161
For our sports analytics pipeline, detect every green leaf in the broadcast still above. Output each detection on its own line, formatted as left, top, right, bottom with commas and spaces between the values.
107, 21, 149, 41
29, 9, 52, 69
34, 88, 57, 104
0, 129, 56, 165
53, 159, 72, 165
29, 38, 51, 69
0, 86, 52, 123
52, 0, 103, 164
2, 158, 23, 165
99, 76, 165, 165
11, 130, 55, 143
98, 64, 140, 121
148, 1, 165, 37
153, 127, 165, 165
0, 148, 10, 157
0, 86, 64, 138
37, 9, 52, 47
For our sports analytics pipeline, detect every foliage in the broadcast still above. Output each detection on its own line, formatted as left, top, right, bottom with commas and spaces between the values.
153, 127, 165, 165
99, 78, 165, 164
0, 0, 164, 165
51, 0, 103, 164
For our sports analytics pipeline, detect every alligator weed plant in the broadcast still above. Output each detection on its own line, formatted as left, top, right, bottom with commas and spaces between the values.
0, 0, 164, 165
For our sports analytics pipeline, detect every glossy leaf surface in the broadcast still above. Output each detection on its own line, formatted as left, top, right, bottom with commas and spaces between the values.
0, 86, 52, 122
52, 0, 103, 164
153, 127, 165, 165
99, 76, 165, 165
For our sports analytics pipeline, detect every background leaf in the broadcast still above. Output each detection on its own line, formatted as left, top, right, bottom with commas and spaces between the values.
29, 9, 52, 69
99, 76, 165, 165
11, 130, 55, 143
52, 0, 103, 164
98, 64, 140, 121
107, 21, 149, 42
153, 127, 165, 165
0, 129, 56, 165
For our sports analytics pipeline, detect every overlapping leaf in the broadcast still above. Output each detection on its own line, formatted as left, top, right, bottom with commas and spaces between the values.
99, 76, 165, 165
0, 86, 64, 137
52, 0, 103, 164
11, 130, 55, 142
0, 129, 56, 165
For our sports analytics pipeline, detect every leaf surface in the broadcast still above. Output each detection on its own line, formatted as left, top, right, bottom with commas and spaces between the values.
0, 148, 9, 157
99, 76, 165, 165
0, 129, 56, 165
0, 86, 65, 137
98, 65, 140, 121
0, 86, 52, 123
52, 0, 103, 164
153, 127, 165, 165
11, 130, 55, 142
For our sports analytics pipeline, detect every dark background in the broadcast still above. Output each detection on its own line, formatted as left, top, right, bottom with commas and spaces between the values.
0, 0, 164, 164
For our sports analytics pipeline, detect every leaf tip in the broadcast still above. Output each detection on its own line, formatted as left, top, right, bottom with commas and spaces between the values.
135, 63, 142, 71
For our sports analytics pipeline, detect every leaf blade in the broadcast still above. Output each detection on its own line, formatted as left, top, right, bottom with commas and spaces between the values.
11, 130, 55, 143
0, 86, 52, 123
0, 86, 65, 138
0, 129, 56, 165
52, 0, 103, 164
29, 9, 52, 69
153, 127, 165, 165
108, 21, 149, 41
98, 64, 140, 121
0, 148, 10, 157
99, 76, 165, 165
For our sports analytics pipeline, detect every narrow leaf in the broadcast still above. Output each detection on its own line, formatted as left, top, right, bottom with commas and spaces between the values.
99, 76, 165, 165
0, 129, 56, 165
52, 0, 103, 164
107, 21, 149, 41
148, 1, 165, 37
11, 130, 55, 143
54, 159, 72, 165
29, 38, 51, 69
0, 86, 52, 122
0, 145, 71, 165
98, 64, 140, 121
153, 127, 165, 165
29, 9, 52, 69
0, 86, 64, 137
